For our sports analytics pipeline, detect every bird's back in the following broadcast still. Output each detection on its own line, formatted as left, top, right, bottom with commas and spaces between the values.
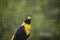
13, 26, 30, 40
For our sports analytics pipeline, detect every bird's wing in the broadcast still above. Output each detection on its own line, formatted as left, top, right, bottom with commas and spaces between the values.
11, 26, 24, 40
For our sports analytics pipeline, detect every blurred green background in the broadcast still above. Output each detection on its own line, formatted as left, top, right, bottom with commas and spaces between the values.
0, 0, 60, 40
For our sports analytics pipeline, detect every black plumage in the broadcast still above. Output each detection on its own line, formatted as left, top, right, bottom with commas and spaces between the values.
13, 26, 30, 40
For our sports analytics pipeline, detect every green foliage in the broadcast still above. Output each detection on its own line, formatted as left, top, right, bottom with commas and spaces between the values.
0, 0, 60, 40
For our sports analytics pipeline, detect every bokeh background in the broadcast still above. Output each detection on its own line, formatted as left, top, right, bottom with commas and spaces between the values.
0, 0, 60, 40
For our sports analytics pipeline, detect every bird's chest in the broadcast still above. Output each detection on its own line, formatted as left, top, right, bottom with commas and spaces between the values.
24, 25, 31, 35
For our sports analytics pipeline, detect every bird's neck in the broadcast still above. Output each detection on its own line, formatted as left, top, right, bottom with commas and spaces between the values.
21, 22, 31, 35
21, 22, 30, 26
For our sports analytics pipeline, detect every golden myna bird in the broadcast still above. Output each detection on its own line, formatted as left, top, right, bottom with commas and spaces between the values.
11, 16, 31, 40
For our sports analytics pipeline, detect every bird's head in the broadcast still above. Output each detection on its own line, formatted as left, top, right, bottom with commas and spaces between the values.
25, 16, 31, 24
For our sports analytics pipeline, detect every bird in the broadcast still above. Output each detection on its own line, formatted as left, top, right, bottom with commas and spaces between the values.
11, 16, 31, 40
